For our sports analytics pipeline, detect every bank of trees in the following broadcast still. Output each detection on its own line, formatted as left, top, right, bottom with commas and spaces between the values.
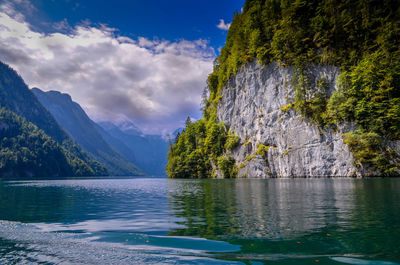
167, 118, 240, 178
168, 0, 400, 177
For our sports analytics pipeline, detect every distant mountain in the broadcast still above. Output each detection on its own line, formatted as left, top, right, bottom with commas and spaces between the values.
116, 121, 142, 136
98, 122, 169, 176
0, 61, 107, 177
32, 88, 142, 176
94, 123, 138, 166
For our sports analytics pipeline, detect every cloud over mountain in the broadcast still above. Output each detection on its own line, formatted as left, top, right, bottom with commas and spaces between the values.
0, 4, 215, 134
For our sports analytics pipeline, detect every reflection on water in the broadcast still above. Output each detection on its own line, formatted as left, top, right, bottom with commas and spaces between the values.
0, 178, 178, 233
167, 179, 400, 263
0, 178, 399, 264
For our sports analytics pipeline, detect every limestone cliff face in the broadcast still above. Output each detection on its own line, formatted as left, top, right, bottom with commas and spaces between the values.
217, 61, 361, 178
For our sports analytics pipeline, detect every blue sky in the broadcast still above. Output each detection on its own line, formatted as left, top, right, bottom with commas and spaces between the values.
0, 0, 245, 134
26, 0, 244, 52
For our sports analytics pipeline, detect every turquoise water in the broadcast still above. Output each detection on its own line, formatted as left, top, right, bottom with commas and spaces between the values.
0, 178, 399, 264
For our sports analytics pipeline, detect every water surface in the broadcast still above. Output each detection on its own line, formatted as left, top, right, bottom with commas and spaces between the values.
0, 178, 399, 264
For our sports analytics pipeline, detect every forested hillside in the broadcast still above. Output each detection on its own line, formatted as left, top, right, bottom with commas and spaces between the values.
0, 62, 107, 177
167, 0, 400, 178
0, 109, 97, 177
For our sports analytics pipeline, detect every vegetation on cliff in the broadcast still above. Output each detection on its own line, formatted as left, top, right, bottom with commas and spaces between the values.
166, 118, 238, 178
167, 0, 400, 177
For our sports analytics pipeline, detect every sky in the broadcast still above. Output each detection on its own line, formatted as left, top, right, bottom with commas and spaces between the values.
0, 0, 245, 134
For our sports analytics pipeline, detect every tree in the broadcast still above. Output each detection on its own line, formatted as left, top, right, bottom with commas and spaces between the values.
185, 117, 192, 128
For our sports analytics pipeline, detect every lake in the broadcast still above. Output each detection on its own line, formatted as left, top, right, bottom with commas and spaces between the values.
0, 178, 399, 264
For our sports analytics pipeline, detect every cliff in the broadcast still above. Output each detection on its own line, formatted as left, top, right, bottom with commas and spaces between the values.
166, 0, 400, 178
217, 62, 358, 177
169, 59, 400, 178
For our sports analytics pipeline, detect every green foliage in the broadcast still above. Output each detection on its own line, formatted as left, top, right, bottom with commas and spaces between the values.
0, 108, 98, 177
204, 0, 400, 117
166, 119, 238, 178
167, 120, 211, 178
204, 122, 227, 157
217, 155, 238, 178
225, 133, 240, 151
185, 116, 192, 127
169, 0, 400, 176
291, 73, 330, 126
281, 103, 294, 113
256, 143, 269, 157
205, 0, 399, 111
295, 51, 400, 172
343, 130, 399, 175
244, 153, 256, 162
328, 51, 400, 139
0, 61, 108, 176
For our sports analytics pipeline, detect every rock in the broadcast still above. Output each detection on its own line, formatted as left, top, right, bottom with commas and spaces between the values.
217, 61, 362, 178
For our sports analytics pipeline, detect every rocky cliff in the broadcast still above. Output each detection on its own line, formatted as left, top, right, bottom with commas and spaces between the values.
217, 62, 360, 177
167, 0, 400, 178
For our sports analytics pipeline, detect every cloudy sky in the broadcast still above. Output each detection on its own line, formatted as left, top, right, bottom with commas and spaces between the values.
0, 0, 244, 134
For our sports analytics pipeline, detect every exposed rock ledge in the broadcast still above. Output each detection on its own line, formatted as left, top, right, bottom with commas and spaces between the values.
217, 61, 362, 178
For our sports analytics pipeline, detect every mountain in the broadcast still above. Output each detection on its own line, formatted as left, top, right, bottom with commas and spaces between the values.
94, 123, 138, 166
167, 0, 400, 178
0, 62, 107, 177
31, 88, 142, 176
30, 86, 169, 176
0, 109, 79, 177
98, 122, 168, 176
116, 121, 142, 136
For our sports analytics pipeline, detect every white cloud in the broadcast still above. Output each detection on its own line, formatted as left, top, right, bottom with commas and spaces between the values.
217, 19, 231, 31
0, 8, 215, 134
0, 0, 36, 21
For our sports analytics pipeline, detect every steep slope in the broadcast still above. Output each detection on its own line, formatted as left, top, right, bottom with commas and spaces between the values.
217, 62, 358, 177
167, 0, 400, 178
32, 88, 142, 176
99, 122, 168, 176
0, 109, 84, 177
0, 62, 107, 176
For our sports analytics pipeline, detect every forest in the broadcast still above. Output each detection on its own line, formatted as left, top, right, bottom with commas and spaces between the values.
0, 61, 107, 177
0, 108, 101, 177
167, 0, 400, 177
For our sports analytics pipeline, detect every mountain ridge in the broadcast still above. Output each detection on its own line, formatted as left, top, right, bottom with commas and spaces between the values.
32, 88, 143, 176
0, 62, 107, 177
98, 121, 168, 176
30, 86, 169, 176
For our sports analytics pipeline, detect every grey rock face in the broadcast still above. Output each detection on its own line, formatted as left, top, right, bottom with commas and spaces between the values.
217, 61, 361, 178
